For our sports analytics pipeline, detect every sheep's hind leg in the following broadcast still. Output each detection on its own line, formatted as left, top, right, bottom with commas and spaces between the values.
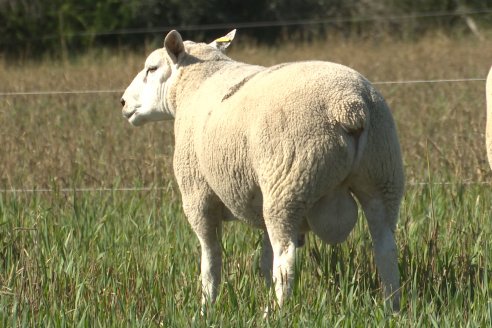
260, 232, 274, 317
357, 194, 401, 311
263, 206, 301, 307
260, 232, 273, 286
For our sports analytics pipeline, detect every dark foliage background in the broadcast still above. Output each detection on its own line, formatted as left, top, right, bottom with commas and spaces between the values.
0, 0, 491, 57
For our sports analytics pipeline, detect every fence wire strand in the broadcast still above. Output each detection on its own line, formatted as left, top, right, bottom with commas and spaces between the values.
1, 181, 491, 194
40, 8, 492, 39
0, 77, 486, 97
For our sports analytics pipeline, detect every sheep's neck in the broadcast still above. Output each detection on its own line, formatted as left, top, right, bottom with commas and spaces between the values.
172, 60, 235, 113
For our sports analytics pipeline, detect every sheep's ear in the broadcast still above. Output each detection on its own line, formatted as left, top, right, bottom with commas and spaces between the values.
164, 30, 185, 64
209, 29, 236, 52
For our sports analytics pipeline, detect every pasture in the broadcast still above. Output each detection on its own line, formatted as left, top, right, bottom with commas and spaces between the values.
1, 32, 491, 326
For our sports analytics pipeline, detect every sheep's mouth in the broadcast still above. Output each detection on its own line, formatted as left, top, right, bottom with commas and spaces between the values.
122, 107, 138, 120
123, 110, 135, 119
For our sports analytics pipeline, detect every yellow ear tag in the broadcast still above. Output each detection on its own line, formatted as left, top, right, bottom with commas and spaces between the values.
215, 36, 231, 43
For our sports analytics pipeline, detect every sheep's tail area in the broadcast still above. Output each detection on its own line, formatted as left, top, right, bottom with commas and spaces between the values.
333, 95, 370, 171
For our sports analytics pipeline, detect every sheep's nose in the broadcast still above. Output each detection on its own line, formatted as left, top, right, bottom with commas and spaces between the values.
120, 98, 125, 107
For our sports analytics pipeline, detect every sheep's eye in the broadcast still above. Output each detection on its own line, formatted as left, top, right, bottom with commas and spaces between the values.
147, 66, 158, 74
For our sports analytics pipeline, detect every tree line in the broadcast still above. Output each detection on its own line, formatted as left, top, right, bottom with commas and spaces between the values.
0, 0, 490, 58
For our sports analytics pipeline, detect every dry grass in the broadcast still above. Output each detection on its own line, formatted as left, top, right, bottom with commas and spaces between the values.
1, 32, 491, 190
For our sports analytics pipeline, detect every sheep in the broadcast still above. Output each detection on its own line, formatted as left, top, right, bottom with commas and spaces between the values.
486, 67, 492, 169
120, 29, 405, 312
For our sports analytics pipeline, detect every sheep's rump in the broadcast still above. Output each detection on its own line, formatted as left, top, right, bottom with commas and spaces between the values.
185, 61, 375, 226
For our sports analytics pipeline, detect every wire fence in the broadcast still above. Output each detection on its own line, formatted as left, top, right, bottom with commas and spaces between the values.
0, 77, 486, 97
1, 74, 489, 192
0, 89, 124, 96
1, 187, 158, 193
1, 180, 491, 194
1, 76, 489, 192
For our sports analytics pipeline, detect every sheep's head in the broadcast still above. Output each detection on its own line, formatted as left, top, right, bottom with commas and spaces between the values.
120, 31, 183, 126
121, 29, 236, 126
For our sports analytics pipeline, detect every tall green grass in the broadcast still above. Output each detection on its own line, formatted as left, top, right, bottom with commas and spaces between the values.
0, 184, 490, 326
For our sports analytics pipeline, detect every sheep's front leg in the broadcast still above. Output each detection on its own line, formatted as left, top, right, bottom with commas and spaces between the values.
183, 198, 223, 311
196, 226, 222, 308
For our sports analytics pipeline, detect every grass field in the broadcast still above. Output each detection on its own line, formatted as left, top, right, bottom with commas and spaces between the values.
1, 32, 491, 326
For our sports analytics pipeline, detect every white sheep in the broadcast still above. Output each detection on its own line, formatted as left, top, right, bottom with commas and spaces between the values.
121, 29, 405, 312
486, 67, 492, 169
